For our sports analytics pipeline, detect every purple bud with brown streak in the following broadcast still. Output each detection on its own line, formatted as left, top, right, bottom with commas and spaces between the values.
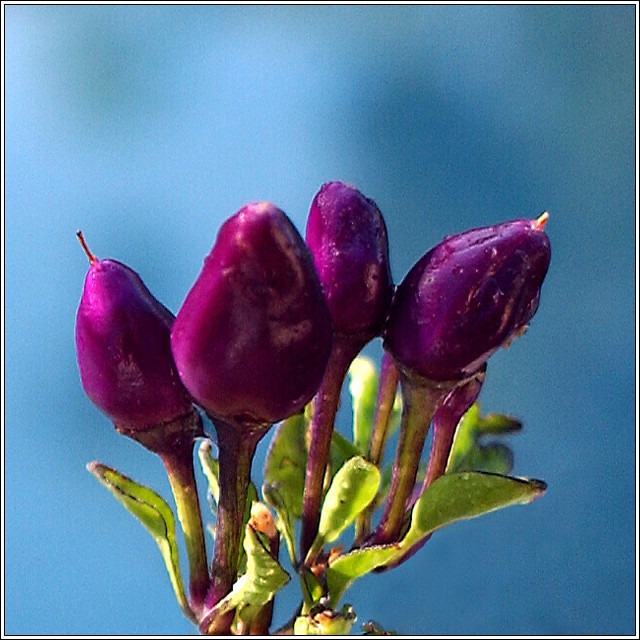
371, 214, 550, 547
384, 213, 551, 383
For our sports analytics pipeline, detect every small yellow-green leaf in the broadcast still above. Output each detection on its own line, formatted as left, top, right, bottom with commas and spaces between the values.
199, 438, 257, 534
293, 605, 357, 635
87, 462, 194, 623
262, 482, 297, 566
236, 481, 260, 572
198, 439, 220, 509
210, 525, 290, 619
300, 566, 325, 612
308, 457, 380, 562
326, 545, 398, 607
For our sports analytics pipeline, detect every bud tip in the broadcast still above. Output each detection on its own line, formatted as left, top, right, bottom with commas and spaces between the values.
77, 230, 97, 264
534, 212, 549, 229
86, 461, 100, 475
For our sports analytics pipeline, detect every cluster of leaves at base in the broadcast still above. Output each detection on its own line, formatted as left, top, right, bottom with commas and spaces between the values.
260, 356, 545, 621
89, 355, 544, 635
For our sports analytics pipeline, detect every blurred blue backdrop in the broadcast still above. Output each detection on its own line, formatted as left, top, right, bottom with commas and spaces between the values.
3, 4, 636, 636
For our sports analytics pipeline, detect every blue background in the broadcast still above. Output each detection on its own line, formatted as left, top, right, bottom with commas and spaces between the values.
4, 5, 637, 636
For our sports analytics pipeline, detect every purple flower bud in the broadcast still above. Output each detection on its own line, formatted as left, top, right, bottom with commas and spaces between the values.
171, 202, 333, 425
384, 214, 551, 382
306, 182, 393, 339
75, 232, 194, 432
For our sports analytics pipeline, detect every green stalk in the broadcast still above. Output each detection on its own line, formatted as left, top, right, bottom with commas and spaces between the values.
161, 443, 210, 615
130, 411, 209, 616
370, 373, 453, 546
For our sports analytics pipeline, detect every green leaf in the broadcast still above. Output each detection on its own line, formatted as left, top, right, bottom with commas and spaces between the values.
300, 566, 325, 612
293, 604, 357, 635
261, 412, 309, 567
308, 457, 380, 561
348, 355, 379, 454
199, 438, 257, 531
331, 430, 361, 467
397, 471, 547, 557
244, 482, 259, 524
326, 545, 398, 607
447, 404, 521, 475
210, 525, 290, 619
236, 482, 260, 573
327, 471, 545, 606
454, 443, 514, 475
198, 439, 220, 510
87, 462, 194, 623
327, 471, 546, 605
262, 482, 297, 566
263, 413, 308, 519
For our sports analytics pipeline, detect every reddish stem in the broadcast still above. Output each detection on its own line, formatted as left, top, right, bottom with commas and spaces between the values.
200, 419, 266, 634
420, 368, 485, 494
300, 335, 362, 561
368, 351, 400, 466
369, 373, 453, 546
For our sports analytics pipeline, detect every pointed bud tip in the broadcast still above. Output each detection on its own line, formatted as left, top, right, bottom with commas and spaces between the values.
77, 230, 97, 264
534, 212, 549, 230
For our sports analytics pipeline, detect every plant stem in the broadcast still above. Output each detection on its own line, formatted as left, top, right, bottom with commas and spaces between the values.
354, 353, 400, 543
129, 411, 209, 615
369, 373, 453, 546
200, 418, 264, 635
420, 368, 485, 494
161, 442, 210, 615
368, 351, 400, 467
300, 336, 361, 562
376, 369, 486, 572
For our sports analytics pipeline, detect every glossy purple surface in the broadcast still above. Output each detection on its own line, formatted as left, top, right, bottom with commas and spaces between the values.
76, 259, 193, 431
171, 202, 333, 424
384, 217, 551, 382
306, 181, 392, 339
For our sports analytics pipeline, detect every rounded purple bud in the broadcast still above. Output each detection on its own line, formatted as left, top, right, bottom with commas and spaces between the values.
75, 232, 194, 432
383, 213, 551, 382
170, 202, 333, 425
306, 182, 393, 340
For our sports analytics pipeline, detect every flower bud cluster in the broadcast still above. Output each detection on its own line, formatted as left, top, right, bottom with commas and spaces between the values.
76, 189, 549, 442
75, 183, 550, 632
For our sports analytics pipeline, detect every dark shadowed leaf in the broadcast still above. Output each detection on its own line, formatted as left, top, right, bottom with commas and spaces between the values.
447, 404, 521, 474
